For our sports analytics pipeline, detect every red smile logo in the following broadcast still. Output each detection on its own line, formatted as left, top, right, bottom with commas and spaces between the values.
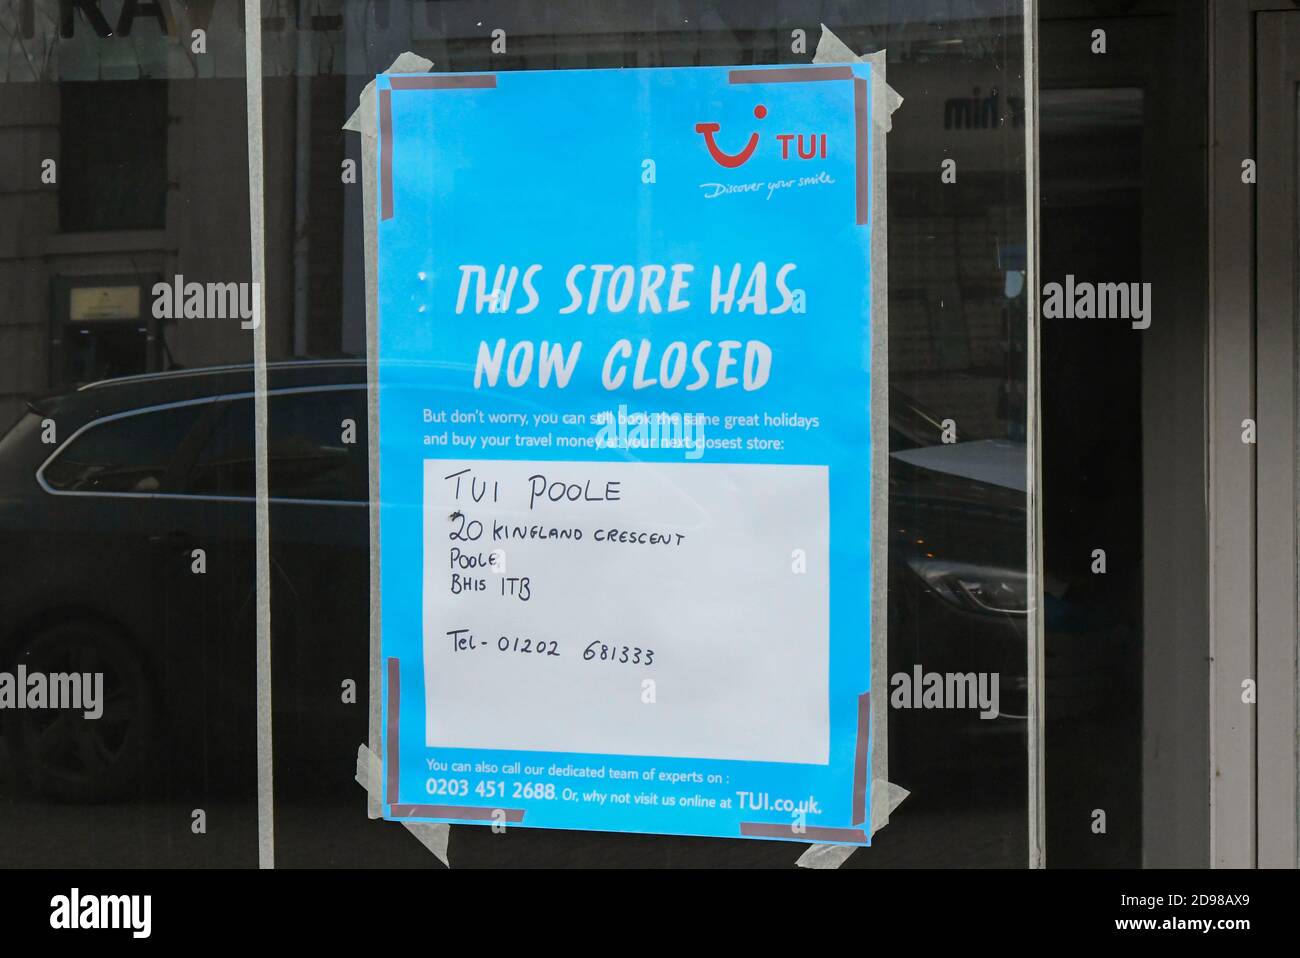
695, 104, 767, 168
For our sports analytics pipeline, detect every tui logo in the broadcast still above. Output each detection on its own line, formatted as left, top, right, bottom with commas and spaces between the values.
695, 104, 767, 168
695, 104, 828, 168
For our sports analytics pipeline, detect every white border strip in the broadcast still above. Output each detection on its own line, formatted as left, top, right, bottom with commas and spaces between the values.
244, 0, 276, 870
1023, 0, 1045, 870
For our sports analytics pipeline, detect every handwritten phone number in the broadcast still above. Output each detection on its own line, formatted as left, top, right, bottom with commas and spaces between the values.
583, 642, 655, 664
448, 631, 654, 665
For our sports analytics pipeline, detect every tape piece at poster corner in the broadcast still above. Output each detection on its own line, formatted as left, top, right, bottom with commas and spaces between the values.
795, 780, 911, 870
813, 24, 904, 132
356, 744, 452, 867
342, 51, 434, 133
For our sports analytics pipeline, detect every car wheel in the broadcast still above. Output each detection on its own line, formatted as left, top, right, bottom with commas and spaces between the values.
11, 622, 155, 803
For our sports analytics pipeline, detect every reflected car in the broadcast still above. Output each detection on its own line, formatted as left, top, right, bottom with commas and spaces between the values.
0, 361, 368, 800
0, 362, 1109, 801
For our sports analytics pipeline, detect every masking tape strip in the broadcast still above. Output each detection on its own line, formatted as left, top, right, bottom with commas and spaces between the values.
797, 781, 912, 869
730, 65, 852, 82
813, 24, 904, 131
357, 744, 451, 867
386, 656, 400, 800
344, 51, 434, 822
742, 823, 868, 842
852, 693, 870, 825
244, 0, 276, 871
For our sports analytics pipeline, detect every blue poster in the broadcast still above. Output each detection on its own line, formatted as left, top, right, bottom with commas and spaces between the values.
376, 63, 878, 844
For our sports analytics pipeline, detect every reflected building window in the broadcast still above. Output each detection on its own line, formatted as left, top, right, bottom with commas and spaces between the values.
59, 79, 166, 233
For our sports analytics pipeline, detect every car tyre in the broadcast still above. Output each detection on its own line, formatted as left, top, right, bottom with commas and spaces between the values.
9, 622, 156, 803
